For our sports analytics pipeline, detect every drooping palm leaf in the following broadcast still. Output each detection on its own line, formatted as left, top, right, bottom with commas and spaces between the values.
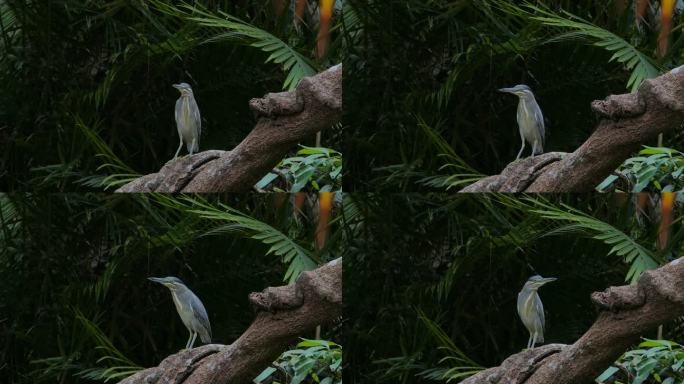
181, 196, 318, 284
162, 2, 318, 91
414, 309, 482, 382
499, 2, 661, 91
522, 197, 660, 283
71, 310, 142, 382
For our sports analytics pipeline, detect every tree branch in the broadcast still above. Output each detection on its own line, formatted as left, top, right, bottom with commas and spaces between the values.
116, 64, 342, 193
119, 258, 342, 384
461, 256, 684, 384
462, 69, 684, 192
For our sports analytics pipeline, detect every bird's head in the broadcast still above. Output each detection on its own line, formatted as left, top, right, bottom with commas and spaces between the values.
524, 274, 557, 290
148, 276, 186, 291
172, 83, 194, 96
498, 84, 534, 99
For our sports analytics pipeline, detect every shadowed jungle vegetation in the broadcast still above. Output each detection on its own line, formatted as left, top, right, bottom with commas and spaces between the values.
344, 0, 684, 192
344, 192, 684, 383
0, 192, 344, 383
0, 0, 347, 192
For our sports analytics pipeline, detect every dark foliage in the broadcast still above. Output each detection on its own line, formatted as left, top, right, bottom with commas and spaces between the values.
0, 0, 342, 191
0, 193, 342, 383
342, 193, 684, 383
342, 0, 684, 192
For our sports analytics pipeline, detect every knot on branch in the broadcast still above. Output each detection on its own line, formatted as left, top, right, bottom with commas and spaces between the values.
591, 93, 645, 119
591, 284, 645, 311
249, 91, 304, 118
639, 264, 684, 304
460, 152, 566, 193
639, 71, 684, 112
121, 344, 222, 384
297, 258, 342, 305
460, 344, 565, 384
249, 285, 304, 312
298, 64, 342, 112
116, 150, 225, 193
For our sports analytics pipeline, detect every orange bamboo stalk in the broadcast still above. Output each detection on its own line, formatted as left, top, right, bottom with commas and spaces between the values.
315, 192, 334, 250
658, 0, 676, 57
657, 192, 675, 250
316, 0, 335, 59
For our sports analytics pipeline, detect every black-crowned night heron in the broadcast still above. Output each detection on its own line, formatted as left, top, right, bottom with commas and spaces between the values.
172, 83, 201, 159
148, 276, 211, 349
517, 275, 556, 349
499, 84, 545, 160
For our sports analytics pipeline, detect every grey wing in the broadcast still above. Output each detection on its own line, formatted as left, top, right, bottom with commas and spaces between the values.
534, 294, 545, 342
190, 97, 201, 144
191, 295, 212, 342
534, 104, 545, 149
174, 98, 183, 134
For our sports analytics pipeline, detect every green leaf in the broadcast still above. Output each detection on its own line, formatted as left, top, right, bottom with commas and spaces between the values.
254, 366, 277, 383
596, 366, 619, 382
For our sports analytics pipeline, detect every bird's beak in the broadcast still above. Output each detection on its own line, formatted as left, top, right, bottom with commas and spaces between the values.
148, 277, 165, 284
172, 84, 181, 89
498, 87, 516, 93
540, 277, 557, 284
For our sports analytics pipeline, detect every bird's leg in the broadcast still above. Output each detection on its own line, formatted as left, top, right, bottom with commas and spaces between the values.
531, 332, 537, 348
189, 137, 197, 156
189, 332, 198, 349
516, 133, 525, 160
526, 335, 532, 349
531, 141, 537, 157
174, 137, 184, 159
185, 330, 193, 350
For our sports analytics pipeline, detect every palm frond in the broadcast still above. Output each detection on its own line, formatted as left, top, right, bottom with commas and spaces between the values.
72, 310, 142, 382
415, 309, 482, 382
182, 196, 318, 283
520, 3, 660, 91
176, 3, 318, 91
413, 118, 483, 190
524, 197, 659, 283
74, 118, 140, 190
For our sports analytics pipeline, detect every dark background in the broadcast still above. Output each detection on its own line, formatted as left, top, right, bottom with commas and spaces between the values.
342, 0, 684, 191
0, 0, 343, 191
342, 193, 684, 383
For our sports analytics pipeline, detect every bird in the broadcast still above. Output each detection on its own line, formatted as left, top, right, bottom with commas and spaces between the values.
172, 83, 201, 159
517, 275, 556, 350
498, 84, 545, 160
148, 276, 211, 349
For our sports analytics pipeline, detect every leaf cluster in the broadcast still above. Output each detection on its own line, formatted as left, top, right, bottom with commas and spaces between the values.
598, 339, 684, 384
257, 146, 343, 193
255, 339, 342, 384
598, 147, 684, 193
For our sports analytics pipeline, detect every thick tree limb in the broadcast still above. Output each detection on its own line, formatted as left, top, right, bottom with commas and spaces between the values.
116, 64, 342, 193
119, 258, 342, 384
462, 69, 684, 192
461, 256, 684, 384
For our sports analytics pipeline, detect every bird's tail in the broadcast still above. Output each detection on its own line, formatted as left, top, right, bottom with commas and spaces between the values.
186, 140, 199, 153
199, 328, 211, 344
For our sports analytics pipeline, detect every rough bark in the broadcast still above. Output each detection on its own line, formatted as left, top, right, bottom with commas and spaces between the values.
462, 69, 684, 192
461, 256, 684, 384
116, 64, 342, 193
119, 258, 342, 384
